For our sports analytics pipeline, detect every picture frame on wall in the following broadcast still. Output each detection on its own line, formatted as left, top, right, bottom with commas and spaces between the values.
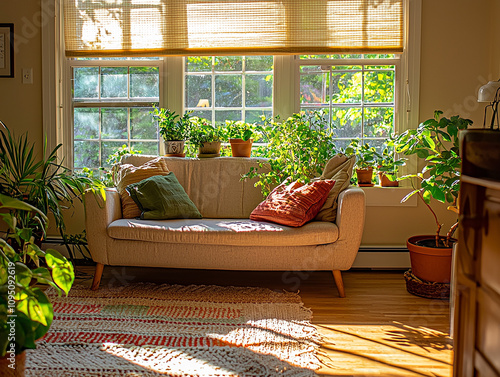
0, 23, 14, 78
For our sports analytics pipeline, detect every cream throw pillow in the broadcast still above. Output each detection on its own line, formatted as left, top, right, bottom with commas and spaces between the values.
314, 154, 356, 222
115, 157, 170, 218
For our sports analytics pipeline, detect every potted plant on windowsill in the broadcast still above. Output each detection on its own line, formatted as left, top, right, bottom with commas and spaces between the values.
395, 110, 473, 284
345, 139, 380, 187
153, 108, 192, 157
376, 138, 406, 187
225, 120, 260, 157
0, 194, 75, 376
188, 118, 225, 158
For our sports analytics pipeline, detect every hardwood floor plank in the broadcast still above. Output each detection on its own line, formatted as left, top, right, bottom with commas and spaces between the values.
72, 266, 452, 376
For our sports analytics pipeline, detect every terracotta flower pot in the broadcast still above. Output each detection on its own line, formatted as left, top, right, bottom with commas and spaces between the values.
356, 168, 374, 187
407, 235, 454, 283
198, 141, 221, 157
378, 172, 399, 187
229, 138, 253, 157
0, 351, 26, 377
164, 140, 185, 157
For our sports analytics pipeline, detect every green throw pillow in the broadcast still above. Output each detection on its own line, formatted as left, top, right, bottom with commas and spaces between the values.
126, 173, 202, 220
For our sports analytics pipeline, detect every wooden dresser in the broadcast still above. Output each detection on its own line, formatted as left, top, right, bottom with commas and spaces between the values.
453, 129, 500, 377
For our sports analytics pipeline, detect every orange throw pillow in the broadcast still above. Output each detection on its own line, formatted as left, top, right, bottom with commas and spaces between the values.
115, 157, 170, 218
250, 179, 336, 227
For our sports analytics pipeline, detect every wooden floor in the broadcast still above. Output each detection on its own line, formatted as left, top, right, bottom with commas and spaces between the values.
74, 266, 453, 377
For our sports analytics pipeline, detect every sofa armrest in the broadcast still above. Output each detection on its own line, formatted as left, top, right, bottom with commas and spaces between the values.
83, 188, 122, 265
334, 186, 366, 267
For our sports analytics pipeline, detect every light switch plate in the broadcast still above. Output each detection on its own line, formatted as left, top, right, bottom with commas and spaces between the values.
22, 68, 33, 84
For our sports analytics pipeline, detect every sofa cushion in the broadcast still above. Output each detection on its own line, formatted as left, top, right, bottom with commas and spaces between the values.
250, 179, 335, 227
119, 155, 270, 219
127, 174, 202, 220
314, 154, 356, 222
107, 218, 338, 246
114, 157, 170, 218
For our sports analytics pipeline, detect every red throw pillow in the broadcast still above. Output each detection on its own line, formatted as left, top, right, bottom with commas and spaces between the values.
250, 178, 336, 227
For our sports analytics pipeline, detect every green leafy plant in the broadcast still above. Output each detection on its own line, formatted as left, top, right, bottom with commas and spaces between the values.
0, 122, 105, 239
153, 108, 192, 141
244, 111, 339, 197
395, 110, 473, 246
376, 137, 406, 181
345, 139, 380, 170
0, 194, 74, 356
225, 120, 260, 141
188, 118, 225, 147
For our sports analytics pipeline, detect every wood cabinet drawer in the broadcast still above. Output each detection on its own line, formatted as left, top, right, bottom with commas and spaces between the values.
476, 288, 500, 374
481, 197, 500, 295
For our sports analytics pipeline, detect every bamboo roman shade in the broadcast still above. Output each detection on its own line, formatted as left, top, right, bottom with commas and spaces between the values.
63, 0, 403, 57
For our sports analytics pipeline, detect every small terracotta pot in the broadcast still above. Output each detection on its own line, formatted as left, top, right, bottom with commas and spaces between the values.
407, 235, 454, 283
0, 351, 26, 377
356, 168, 374, 187
198, 141, 221, 156
164, 140, 185, 156
229, 138, 253, 157
378, 172, 399, 187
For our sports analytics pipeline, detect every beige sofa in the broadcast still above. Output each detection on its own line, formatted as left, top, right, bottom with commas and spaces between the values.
84, 155, 365, 297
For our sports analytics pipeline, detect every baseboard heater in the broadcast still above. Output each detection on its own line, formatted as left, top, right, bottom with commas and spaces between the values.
352, 247, 410, 269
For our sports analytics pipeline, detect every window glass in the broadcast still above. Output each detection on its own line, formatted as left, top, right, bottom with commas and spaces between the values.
72, 62, 160, 169
185, 56, 273, 124
300, 54, 397, 153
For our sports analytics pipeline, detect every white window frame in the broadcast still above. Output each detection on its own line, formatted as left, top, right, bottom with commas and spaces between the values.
43, 0, 421, 185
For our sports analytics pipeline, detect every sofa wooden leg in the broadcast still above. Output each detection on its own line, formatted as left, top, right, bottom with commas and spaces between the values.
91, 263, 104, 291
332, 270, 346, 298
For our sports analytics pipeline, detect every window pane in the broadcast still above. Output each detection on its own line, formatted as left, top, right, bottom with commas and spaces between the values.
74, 141, 99, 169
332, 72, 362, 104
101, 108, 127, 139
131, 141, 158, 155
186, 56, 212, 72
214, 56, 242, 71
74, 67, 98, 99
246, 75, 272, 107
364, 70, 395, 103
216, 110, 241, 122
246, 110, 272, 124
364, 107, 394, 138
102, 141, 127, 167
300, 54, 362, 59
186, 75, 212, 108
74, 108, 99, 139
130, 67, 159, 98
215, 75, 242, 107
130, 108, 156, 139
331, 107, 362, 138
246, 56, 273, 71
101, 67, 128, 98
191, 110, 212, 121
301, 72, 328, 105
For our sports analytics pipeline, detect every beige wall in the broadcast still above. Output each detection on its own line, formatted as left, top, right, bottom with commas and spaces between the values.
0, 0, 498, 246
0, 1, 43, 143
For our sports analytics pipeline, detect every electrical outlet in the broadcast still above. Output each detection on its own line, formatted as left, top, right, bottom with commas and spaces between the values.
22, 68, 33, 84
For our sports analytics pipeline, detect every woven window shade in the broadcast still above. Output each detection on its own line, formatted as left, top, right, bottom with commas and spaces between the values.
63, 0, 403, 57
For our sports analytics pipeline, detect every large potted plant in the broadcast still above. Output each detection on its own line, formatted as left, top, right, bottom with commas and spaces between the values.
188, 118, 225, 158
0, 122, 104, 246
153, 108, 192, 157
225, 120, 260, 157
345, 139, 380, 187
395, 110, 473, 283
0, 194, 75, 376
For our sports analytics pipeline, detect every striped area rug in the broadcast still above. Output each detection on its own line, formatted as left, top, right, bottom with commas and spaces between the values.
26, 283, 320, 376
